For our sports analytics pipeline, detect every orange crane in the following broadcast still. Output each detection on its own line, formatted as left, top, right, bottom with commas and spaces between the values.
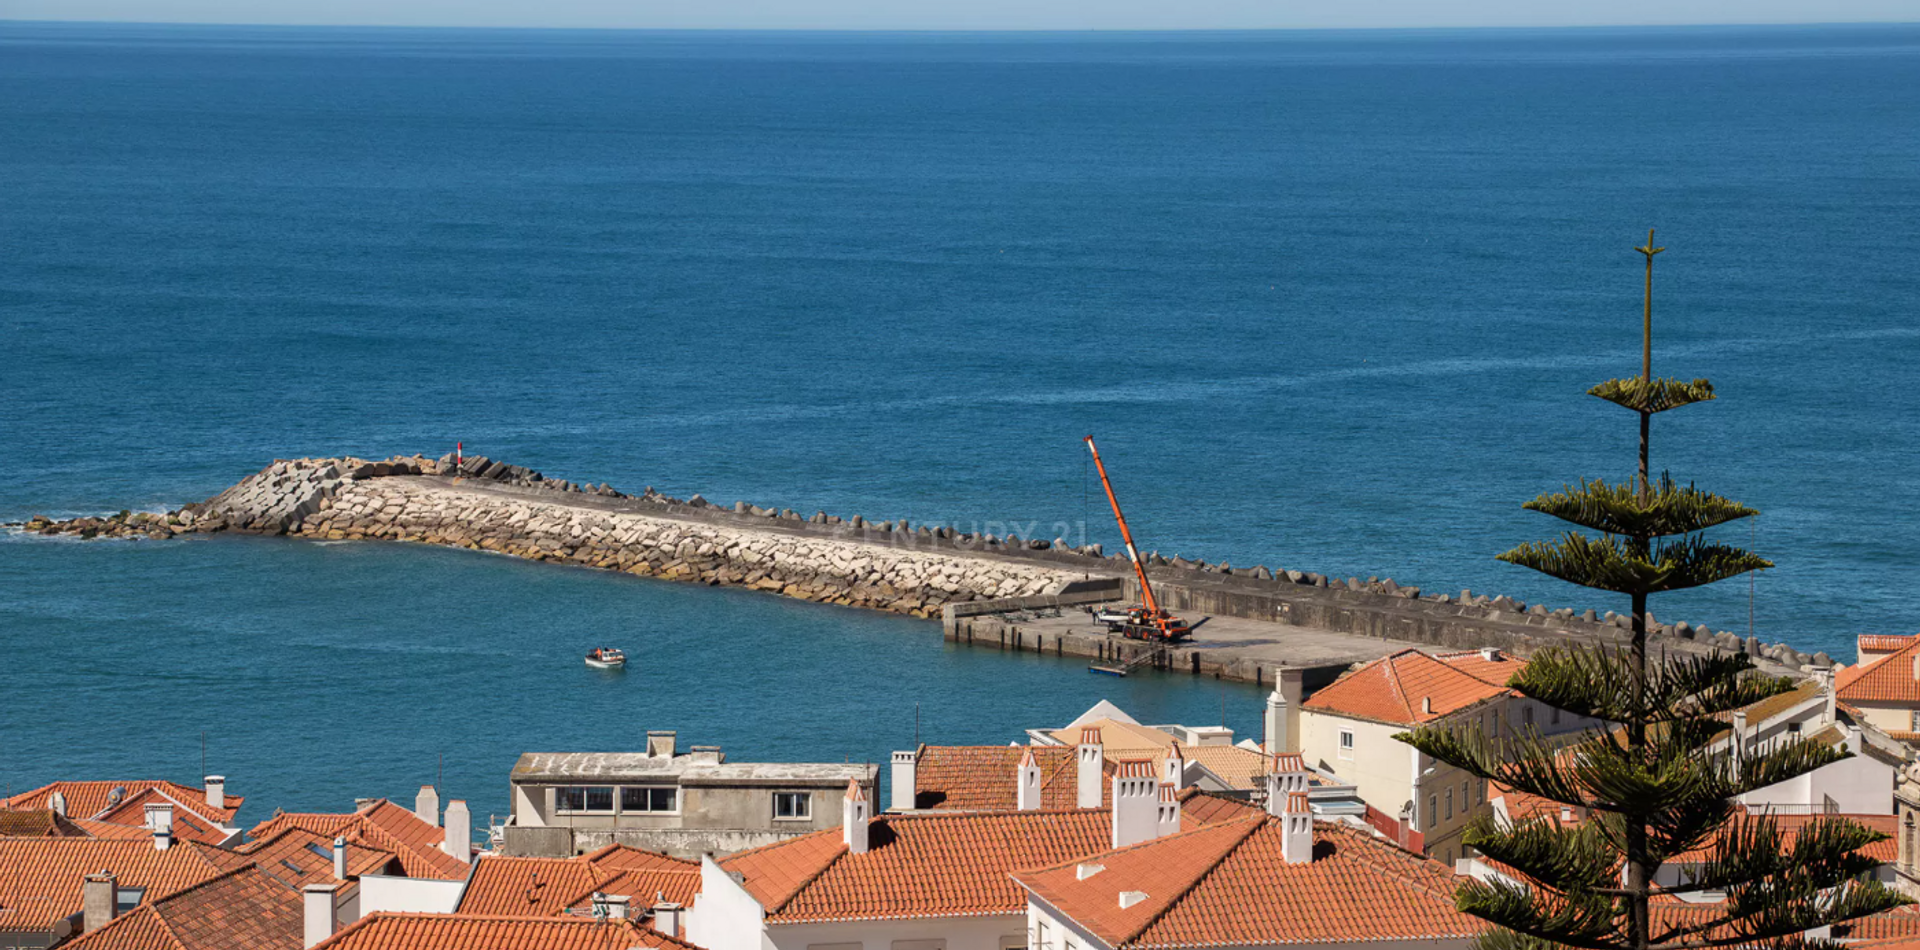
1083, 436, 1192, 643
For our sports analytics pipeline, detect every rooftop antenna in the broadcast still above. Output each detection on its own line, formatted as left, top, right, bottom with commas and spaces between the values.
914, 703, 920, 748
1749, 518, 1756, 641
200, 732, 206, 783
438, 753, 443, 791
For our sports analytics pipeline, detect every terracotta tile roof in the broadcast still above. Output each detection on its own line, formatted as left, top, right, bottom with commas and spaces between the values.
1014, 815, 1478, 949
1176, 745, 1271, 790
312, 913, 695, 950
246, 800, 468, 880
1667, 814, 1898, 865
1173, 789, 1261, 826
1047, 719, 1176, 755
457, 846, 699, 918
909, 746, 1119, 812
0, 810, 91, 838
1302, 649, 1527, 726
71, 819, 162, 841
1733, 680, 1825, 726
235, 827, 401, 886
2, 782, 242, 827
60, 864, 303, 950
93, 789, 237, 846
1859, 635, 1918, 658
0, 839, 248, 932
721, 809, 1113, 923
1840, 642, 1920, 705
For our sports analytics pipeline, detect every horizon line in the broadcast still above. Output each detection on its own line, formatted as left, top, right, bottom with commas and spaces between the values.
6, 16, 1919, 35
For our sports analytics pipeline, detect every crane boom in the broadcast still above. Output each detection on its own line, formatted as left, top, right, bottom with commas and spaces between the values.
1084, 436, 1165, 623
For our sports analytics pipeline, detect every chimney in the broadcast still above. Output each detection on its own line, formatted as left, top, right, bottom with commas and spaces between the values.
303, 884, 339, 949
1480, 647, 1500, 661
652, 900, 684, 937
647, 731, 677, 758
1815, 665, 1838, 722
1164, 744, 1185, 788
1280, 791, 1314, 864
442, 800, 471, 863
1263, 686, 1290, 755
1076, 727, 1105, 809
689, 745, 723, 765
1016, 749, 1042, 811
49, 790, 68, 818
1110, 761, 1159, 848
890, 750, 919, 812
1731, 711, 1749, 765
204, 776, 226, 811
83, 872, 118, 932
1264, 753, 1310, 812
146, 803, 174, 851
591, 892, 631, 920
842, 779, 870, 855
1421, 696, 1434, 717
1155, 783, 1181, 839
414, 785, 440, 828
332, 836, 348, 880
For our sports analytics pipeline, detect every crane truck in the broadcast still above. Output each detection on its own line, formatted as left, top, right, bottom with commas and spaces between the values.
1083, 436, 1193, 643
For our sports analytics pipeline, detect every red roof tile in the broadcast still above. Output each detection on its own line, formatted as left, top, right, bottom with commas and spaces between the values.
910, 746, 1113, 811
1173, 789, 1260, 827
1840, 642, 1920, 705
0, 839, 249, 932
0, 810, 92, 838
1015, 816, 1478, 949
92, 789, 237, 846
247, 800, 468, 880
457, 846, 699, 918
60, 865, 304, 950
1303, 649, 1526, 726
721, 809, 1113, 923
235, 827, 401, 887
312, 913, 695, 950
3, 782, 242, 827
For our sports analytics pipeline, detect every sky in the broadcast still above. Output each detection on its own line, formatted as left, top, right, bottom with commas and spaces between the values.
2, 0, 1917, 30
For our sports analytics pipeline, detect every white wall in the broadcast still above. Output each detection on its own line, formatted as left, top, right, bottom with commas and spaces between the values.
1741, 751, 1895, 815
767, 914, 1025, 950
1298, 708, 1487, 862
357, 875, 467, 914
687, 856, 770, 950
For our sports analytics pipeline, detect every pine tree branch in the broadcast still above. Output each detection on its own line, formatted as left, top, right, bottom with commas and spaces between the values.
1522, 475, 1758, 538
1499, 532, 1773, 595
1508, 646, 1794, 726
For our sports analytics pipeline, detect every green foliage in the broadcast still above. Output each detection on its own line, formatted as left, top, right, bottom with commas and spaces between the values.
1589, 376, 1717, 413
1522, 476, 1758, 538
1498, 533, 1773, 595
1400, 246, 1911, 950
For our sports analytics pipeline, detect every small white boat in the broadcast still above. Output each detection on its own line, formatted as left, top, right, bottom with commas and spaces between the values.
585, 647, 627, 670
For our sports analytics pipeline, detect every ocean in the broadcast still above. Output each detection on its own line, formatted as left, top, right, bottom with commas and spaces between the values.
2, 21, 1916, 819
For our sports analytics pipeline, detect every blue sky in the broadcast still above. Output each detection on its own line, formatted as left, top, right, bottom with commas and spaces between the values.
4, 0, 1917, 30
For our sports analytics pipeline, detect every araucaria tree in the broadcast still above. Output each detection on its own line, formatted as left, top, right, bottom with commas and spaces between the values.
1400, 232, 1909, 950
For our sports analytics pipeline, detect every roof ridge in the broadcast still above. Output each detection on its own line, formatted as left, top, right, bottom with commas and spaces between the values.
1114, 816, 1267, 948
1381, 653, 1416, 720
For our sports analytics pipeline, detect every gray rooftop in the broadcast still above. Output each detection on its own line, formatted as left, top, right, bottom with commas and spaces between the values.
512, 752, 877, 786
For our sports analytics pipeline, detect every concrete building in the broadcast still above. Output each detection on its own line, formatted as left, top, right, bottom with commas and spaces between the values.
504, 731, 876, 858
1296, 648, 1594, 863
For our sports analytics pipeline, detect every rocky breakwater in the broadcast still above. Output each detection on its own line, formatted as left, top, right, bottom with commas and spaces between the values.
15, 454, 1092, 619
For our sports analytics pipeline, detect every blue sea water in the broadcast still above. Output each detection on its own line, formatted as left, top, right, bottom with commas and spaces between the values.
2, 21, 1918, 821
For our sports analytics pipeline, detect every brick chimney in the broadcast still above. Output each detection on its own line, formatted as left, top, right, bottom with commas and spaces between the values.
1016, 749, 1042, 811
890, 749, 919, 812
1110, 761, 1159, 848
145, 803, 174, 851
1280, 791, 1314, 864
414, 785, 439, 828
842, 779, 870, 855
83, 872, 118, 932
1076, 727, 1104, 809
204, 776, 226, 811
443, 800, 471, 863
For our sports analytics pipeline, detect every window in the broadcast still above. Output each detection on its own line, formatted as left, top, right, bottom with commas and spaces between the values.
773, 792, 811, 820
1463, 780, 1471, 808
1551, 706, 1562, 726
1037, 920, 1052, 950
1491, 713, 1499, 738
1445, 788, 1454, 821
1427, 795, 1437, 829
1338, 729, 1355, 759
622, 786, 677, 813
556, 786, 614, 813
1910, 709, 1919, 732
1522, 705, 1535, 728
1787, 722, 1802, 735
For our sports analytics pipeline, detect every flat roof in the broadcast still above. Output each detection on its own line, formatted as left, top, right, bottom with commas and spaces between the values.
511, 752, 877, 786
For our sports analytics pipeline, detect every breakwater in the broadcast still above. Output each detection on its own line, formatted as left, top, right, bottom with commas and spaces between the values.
12, 454, 1832, 674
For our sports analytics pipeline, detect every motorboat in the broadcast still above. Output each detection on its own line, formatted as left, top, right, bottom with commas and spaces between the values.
585, 647, 627, 670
